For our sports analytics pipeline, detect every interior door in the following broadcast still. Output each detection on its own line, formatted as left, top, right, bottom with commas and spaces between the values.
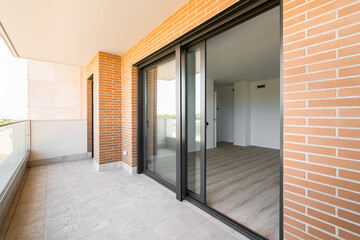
184, 41, 206, 204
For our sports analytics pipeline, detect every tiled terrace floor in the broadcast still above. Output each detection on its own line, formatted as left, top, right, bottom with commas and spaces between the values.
0, 159, 249, 240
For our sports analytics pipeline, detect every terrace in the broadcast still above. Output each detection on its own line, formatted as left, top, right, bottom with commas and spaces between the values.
0, 1, 359, 240
0, 158, 246, 240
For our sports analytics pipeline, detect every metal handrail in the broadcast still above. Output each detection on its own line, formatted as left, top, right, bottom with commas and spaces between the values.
0, 120, 28, 128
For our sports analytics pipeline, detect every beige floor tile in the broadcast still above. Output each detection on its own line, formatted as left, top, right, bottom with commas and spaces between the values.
176, 209, 207, 229
44, 211, 79, 240
141, 206, 172, 227
45, 202, 76, 219
0, 213, 12, 239
77, 215, 113, 238
80, 225, 121, 240
22, 182, 46, 193
152, 216, 191, 240
75, 202, 108, 220
193, 221, 229, 240
18, 192, 46, 205
5, 221, 44, 240
175, 231, 202, 240
114, 216, 150, 240
44, 223, 79, 240
9, 210, 44, 231
129, 228, 161, 240
2, 159, 250, 240
46, 185, 69, 198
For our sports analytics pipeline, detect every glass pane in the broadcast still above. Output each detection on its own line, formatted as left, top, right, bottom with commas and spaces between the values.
0, 121, 29, 196
205, 6, 280, 240
146, 57, 176, 184
187, 48, 201, 195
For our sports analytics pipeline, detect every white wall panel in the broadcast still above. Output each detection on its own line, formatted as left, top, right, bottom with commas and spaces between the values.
28, 60, 82, 120
250, 78, 280, 149
30, 120, 87, 160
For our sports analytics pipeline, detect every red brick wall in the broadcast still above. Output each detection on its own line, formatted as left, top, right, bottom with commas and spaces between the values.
283, 1, 360, 239
86, 52, 122, 165
98, 52, 122, 165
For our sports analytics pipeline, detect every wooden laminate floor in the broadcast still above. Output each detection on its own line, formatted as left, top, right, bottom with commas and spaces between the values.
206, 142, 279, 240
148, 142, 280, 240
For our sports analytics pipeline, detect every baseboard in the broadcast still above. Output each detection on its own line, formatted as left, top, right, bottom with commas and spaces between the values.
27, 152, 92, 167
0, 151, 29, 229
93, 160, 137, 174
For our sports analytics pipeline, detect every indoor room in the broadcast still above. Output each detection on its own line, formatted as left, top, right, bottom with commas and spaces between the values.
205, 6, 280, 240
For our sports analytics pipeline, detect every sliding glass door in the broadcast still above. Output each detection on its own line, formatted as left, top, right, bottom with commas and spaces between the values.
139, 4, 280, 239
184, 42, 206, 204
144, 54, 177, 186
141, 43, 207, 199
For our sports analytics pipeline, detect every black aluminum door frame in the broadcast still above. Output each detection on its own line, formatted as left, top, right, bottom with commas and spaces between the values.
181, 41, 207, 205
140, 52, 179, 193
91, 79, 94, 158
88, 74, 94, 158
137, 1, 282, 239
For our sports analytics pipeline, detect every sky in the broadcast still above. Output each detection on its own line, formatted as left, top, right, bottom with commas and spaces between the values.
0, 38, 28, 120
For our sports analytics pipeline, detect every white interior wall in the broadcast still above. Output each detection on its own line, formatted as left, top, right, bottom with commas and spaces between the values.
27, 60, 88, 159
206, 79, 215, 149
216, 85, 234, 143
250, 78, 280, 149
30, 120, 87, 160
233, 81, 251, 146
215, 78, 280, 149
206, 6, 280, 150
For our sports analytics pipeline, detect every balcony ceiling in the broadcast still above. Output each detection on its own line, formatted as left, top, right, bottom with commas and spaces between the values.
0, 0, 187, 66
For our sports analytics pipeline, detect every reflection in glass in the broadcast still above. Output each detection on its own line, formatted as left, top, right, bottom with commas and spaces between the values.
205, 6, 280, 240
146, 57, 177, 184
0, 121, 29, 196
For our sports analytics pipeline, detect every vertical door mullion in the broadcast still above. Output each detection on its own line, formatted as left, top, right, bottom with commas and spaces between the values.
176, 44, 182, 201
91, 79, 94, 158
200, 41, 206, 205
181, 46, 188, 200
143, 70, 148, 172
182, 41, 207, 205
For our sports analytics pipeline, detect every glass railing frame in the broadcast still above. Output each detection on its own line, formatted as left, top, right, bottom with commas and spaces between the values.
0, 120, 30, 200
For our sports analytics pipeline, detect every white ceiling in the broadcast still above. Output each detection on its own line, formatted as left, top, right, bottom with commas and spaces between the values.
0, 0, 187, 66
207, 6, 280, 86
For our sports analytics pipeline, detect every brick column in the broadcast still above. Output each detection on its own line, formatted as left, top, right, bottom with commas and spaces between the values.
86, 52, 122, 171
283, 1, 360, 239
